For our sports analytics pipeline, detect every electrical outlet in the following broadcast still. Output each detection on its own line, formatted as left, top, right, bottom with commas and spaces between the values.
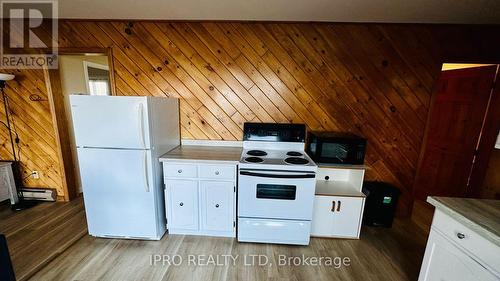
32, 171, 40, 179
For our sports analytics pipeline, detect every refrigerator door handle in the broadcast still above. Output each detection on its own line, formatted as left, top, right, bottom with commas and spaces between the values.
138, 103, 146, 149
143, 151, 150, 192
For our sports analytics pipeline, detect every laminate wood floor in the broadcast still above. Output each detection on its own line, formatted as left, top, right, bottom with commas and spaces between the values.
1, 198, 428, 281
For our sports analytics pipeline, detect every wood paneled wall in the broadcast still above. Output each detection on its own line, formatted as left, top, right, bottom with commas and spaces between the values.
0, 67, 64, 194
2, 21, 500, 214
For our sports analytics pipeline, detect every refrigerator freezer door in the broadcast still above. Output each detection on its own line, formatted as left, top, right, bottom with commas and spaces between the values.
78, 147, 159, 239
70, 95, 150, 149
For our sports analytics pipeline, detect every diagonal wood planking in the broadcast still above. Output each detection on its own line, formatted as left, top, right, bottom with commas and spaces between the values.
2, 21, 500, 214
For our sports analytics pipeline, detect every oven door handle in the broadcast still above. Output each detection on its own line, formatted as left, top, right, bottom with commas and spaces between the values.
239, 171, 315, 179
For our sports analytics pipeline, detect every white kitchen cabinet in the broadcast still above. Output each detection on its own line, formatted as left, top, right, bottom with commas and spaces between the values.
165, 179, 198, 232
311, 167, 366, 239
419, 229, 498, 281
163, 162, 236, 237
311, 196, 364, 238
200, 181, 234, 234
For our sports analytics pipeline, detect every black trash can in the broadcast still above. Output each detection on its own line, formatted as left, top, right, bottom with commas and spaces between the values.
362, 181, 400, 227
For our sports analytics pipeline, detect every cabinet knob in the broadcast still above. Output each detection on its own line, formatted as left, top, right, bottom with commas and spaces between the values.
177, 169, 182, 173
457, 232, 465, 239
179, 202, 184, 206
215, 171, 220, 175
215, 204, 220, 208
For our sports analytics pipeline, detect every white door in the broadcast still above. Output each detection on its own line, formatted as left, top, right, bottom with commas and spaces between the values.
200, 181, 234, 232
311, 196, 363, 238
78, 148, 157, 238
311, 196, 336, 236
419, 230, 498, 281
166, 180, 198, 231
70, 95, 150, 149
332, 197, 363, 237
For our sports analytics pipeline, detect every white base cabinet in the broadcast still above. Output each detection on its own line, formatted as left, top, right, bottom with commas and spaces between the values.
419, 230, 498, 281
311, 167, 366, 239
163, 162, 236, 237
311, 196, 365, 238
419, 210, 500, 281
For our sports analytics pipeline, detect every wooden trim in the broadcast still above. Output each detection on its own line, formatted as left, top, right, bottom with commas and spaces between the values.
314, 193, 366, 198
43, 63, 76, 201
467, 65, 500, 197
106, 47, 118, 96
410, 64, 444, 209
57, 47, 108, 55
54, 19, 500, 27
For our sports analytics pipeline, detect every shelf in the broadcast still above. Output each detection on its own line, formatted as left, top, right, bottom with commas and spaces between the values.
317, 164, 368, 170
315, 180, 366, 198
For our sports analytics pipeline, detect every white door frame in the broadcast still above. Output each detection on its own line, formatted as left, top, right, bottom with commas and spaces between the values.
83, 61, 110, 95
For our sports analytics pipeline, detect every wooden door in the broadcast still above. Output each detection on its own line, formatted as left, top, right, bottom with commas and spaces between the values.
414, 66, 498, 200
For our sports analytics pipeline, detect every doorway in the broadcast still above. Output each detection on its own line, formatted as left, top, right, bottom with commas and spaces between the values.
45, 49, 115, 200
411, 63, 500, 231
412, 63, 499, 223
58, 54, 112, 194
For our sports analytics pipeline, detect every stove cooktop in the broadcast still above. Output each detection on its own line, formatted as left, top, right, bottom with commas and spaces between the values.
239, 148, 317, 171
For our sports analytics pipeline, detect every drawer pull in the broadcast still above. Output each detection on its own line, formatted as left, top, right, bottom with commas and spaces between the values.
337, 201, 341, 212
215, 204, 220, 208
331, 201, 336, 212
179, 202, 184, 206
178, 169, 183, 173
215, 171, 220, 175
457, 232, 465, 239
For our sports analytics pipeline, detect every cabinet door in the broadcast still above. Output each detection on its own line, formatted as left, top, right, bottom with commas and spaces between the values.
419, 230, 498, 281
200, 181, 234, 232
166, 180, 198, 231
311, 196, 336, 236
311, 196, 363, 238
332, 197, 364, 238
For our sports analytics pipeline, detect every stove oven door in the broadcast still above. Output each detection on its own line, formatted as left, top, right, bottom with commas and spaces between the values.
238, 169, 316, 220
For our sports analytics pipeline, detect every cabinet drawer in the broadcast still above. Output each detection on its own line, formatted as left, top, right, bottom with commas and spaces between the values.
432, 210, 500, 273
164, 163, 197, 178
199, 165, 235, 180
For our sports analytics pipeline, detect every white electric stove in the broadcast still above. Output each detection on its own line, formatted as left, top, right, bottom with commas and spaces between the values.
237, 123, 317, 245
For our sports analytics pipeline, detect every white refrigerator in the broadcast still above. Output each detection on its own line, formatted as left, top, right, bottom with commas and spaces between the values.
70, 95, 180, 240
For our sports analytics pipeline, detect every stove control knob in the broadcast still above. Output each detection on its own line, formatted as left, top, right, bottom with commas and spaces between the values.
178, 169, 183, 173
179, 202, 184, 206
215, 171, 220, 175
215, 204, 220, 208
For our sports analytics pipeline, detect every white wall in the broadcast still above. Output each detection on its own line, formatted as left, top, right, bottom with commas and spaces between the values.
59, 55, 109, 194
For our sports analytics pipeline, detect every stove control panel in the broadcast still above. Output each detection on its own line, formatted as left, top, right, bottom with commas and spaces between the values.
243, 123, 306, 143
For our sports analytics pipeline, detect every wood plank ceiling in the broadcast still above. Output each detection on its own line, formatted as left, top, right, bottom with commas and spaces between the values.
1, 21, 499, 214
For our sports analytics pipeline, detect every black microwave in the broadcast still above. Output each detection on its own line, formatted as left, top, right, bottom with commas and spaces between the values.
306, 132, 367, 165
